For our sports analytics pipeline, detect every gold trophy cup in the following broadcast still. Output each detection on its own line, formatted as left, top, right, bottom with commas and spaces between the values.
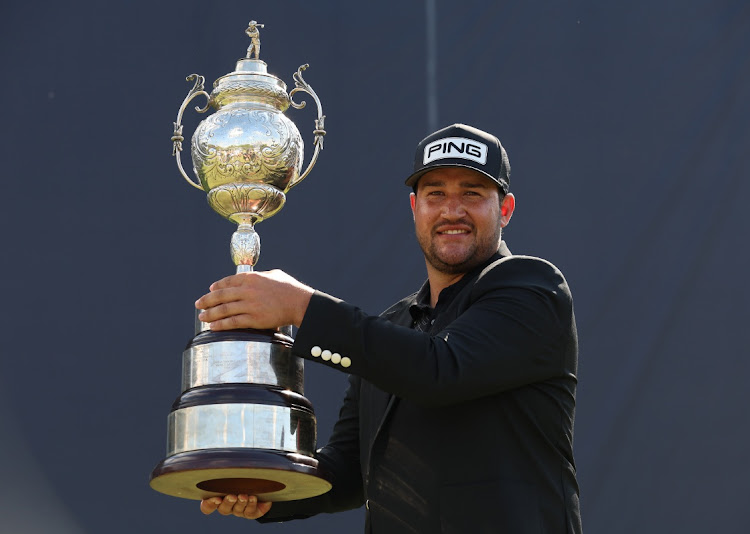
149, 21, 330, 502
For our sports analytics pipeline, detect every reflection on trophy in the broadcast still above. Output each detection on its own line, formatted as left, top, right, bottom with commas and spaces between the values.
149, 21, 331, 502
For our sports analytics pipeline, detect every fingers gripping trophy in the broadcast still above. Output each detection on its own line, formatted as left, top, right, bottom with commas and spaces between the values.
149, 22, 331, 502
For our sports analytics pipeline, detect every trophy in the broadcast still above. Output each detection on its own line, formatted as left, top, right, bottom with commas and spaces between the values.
149, 21, 331, 502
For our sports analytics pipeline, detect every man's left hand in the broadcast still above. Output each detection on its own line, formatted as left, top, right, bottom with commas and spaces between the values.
195, 269, 314, 330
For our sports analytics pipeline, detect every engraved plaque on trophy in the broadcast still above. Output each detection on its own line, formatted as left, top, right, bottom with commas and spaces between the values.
149, 21, 331, 502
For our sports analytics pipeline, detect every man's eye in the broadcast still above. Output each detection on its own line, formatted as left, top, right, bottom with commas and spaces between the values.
427, 190, 444, 196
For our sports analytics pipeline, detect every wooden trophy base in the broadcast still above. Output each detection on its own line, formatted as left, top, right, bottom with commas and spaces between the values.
149, 448, 331, 502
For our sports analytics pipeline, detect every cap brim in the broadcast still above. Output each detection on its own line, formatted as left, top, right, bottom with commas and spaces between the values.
404, 163, 508, 193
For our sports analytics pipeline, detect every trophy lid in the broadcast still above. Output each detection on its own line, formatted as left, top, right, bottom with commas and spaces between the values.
209, 23, 290, 111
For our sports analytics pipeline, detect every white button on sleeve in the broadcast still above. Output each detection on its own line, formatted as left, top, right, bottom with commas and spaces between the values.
311, 346, 322, 357
331, 353, 341, 364
341, 357, 351, 368
321, 350, 332, 361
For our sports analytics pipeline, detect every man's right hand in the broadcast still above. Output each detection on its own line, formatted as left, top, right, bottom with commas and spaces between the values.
200, 494, 273, 520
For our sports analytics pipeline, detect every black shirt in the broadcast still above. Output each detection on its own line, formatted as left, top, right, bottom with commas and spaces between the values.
408, 251, 504, 334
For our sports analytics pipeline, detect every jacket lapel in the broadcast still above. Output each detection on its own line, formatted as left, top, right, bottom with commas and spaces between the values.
367, 300, 413, 458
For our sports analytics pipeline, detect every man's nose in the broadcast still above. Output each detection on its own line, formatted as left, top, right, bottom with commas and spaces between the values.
441, 196, 467, 219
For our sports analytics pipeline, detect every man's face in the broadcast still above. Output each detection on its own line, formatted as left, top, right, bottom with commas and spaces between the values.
410, 167, 513, 275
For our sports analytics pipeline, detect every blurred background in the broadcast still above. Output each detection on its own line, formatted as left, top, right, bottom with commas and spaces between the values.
1, 1, 748, 532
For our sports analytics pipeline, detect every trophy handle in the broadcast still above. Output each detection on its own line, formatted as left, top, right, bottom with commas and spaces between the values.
288, 64, 326, 191
172, 74, 211, 191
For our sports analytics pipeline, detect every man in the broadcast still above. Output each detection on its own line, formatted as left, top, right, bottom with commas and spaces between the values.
196, 124, 582, 533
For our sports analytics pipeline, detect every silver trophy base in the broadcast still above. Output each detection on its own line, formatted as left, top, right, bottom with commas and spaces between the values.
150, 328, 331, 501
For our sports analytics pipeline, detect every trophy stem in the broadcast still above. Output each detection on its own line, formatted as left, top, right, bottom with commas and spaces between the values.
231, 223, 261, 272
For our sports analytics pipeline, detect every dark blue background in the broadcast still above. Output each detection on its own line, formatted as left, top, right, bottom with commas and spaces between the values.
1, 1, 748, 532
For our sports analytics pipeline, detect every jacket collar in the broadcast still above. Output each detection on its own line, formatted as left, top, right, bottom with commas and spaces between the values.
409, 241, 512, 318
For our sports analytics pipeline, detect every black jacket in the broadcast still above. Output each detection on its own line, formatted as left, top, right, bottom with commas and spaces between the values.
264, 244, 581, 533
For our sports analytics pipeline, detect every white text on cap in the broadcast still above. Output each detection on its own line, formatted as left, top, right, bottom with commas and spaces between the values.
423, 137, 488, 165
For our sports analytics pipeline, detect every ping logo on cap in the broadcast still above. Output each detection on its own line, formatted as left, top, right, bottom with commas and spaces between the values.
423, 137, 488, 165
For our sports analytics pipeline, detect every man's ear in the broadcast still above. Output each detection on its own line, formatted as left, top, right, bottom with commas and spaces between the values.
410, 192, 416, 218
500, 193, 515, 228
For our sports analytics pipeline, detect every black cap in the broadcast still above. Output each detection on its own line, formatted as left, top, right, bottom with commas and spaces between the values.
404, 124, 510, 194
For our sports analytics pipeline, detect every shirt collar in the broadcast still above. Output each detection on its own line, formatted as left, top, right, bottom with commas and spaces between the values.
409, 241, 511, 320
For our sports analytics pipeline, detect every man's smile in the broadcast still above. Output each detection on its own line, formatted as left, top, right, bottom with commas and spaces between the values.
434, 224, 473, 237
439, 229, 470, 235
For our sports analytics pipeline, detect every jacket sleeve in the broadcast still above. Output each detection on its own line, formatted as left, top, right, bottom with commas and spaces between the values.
258, 375, 365, 522
292, 256, 576, 407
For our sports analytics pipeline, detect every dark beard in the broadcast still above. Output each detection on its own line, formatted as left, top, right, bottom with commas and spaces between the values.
417, 226, 501, 275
